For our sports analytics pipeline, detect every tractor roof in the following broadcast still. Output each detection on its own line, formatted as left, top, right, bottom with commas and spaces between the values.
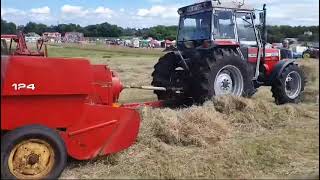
178, 1, 255, 15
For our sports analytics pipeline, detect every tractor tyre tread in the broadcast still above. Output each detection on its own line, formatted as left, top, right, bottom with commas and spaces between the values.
151, 52, 180, 100
191, 48, 256, 103
271, 63, 305, 105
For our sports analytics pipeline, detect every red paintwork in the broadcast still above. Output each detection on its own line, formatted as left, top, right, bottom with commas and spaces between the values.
1, 35, 18, 39
1, 32, 46, 57
213, 40, 240, 46
247, 47, 281, 76
211, 40, 282, 76
1, 56, 140, 160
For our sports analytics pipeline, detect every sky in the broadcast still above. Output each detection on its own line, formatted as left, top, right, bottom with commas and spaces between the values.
1, 0, 319, 28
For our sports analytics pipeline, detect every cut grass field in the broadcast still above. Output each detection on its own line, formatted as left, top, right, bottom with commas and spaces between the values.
47, 44, 319, 179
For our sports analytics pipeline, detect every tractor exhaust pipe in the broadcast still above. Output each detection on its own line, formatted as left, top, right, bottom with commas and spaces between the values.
262, 4, 267, 64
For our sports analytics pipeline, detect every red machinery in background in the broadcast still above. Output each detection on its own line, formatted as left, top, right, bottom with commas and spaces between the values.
1, 32, 48, 57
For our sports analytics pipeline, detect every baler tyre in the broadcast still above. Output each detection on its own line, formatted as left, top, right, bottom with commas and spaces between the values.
192, 48, 256, 103
151, 52, 180, 100
271, 64, 305, 105
1, 125, 67, 179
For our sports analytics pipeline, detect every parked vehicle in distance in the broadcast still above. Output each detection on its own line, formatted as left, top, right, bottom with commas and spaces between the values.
303, 46, 319, 59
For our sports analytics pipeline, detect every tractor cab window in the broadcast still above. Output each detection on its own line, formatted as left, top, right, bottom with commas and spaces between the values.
178, 11, 212, 41
213, 10, 235, 40
236, 12, 257, 46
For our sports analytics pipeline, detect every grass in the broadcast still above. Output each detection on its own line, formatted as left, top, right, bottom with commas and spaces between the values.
46, 44, 319, 179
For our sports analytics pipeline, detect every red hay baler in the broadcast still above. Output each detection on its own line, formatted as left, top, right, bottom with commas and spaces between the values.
1, 55, 144, 179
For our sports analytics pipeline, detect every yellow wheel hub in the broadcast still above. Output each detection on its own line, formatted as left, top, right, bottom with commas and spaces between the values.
8, 139, 55, 179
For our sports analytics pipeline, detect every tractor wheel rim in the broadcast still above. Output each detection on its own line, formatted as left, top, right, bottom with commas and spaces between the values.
214, 65, 243, 96
8, 139, 55, 179
285, 71, 302, 99
303, 53, 310, 58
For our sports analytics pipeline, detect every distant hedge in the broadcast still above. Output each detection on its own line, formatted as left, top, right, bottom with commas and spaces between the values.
1, 18, 318, 42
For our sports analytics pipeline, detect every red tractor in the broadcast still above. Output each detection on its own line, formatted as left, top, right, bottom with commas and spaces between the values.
1, 32, 48, 57
152, 1, 305, 105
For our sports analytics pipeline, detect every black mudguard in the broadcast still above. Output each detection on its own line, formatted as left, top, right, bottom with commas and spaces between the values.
266, 59, 297, 86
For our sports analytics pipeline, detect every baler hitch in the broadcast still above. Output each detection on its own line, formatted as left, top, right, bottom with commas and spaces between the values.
123, 85, 183, 93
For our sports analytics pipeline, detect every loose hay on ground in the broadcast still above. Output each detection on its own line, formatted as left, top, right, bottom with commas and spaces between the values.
61, 96, 318, 179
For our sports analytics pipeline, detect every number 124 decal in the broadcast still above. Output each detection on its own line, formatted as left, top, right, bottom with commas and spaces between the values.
12, 83, 36, 91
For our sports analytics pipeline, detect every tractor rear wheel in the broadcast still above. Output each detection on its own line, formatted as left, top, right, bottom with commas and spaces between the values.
191, 48, 256, 103
271, 63, 305, 104
1, 125, 67, 179
151, 52, 182, 100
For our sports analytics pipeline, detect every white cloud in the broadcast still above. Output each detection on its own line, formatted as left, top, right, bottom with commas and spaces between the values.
265, 2, 319, 26
29, 6, 52, 23
95, 6, 113, 14
30, 6, 50, 14
1, 7, 54, 25
93, 6, 114, 18
1, 7, 25, 16
137, 9, 149, 16
120, 8, 125, 12
61, 5, 88, 17
137, 5, 178, 18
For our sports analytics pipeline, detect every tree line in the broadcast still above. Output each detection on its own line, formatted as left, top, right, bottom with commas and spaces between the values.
1, 18, 318, 42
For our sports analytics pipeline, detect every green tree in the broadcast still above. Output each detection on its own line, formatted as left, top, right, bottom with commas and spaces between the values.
1, 19, 17, 34
1, 17, 318, 42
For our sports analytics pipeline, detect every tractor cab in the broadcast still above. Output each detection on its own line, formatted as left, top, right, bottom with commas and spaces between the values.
177, 1, 261, 48
176, 1, 282, 80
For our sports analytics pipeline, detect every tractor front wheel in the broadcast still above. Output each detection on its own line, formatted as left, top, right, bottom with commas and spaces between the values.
271, 64, 305, 104
1, 125, 67, 179
303, 52, 311, 59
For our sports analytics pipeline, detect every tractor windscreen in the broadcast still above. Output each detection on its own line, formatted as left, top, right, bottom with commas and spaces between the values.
178, 11, 212, 41
235, 12, 257, 46
213, 10, 236, 40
